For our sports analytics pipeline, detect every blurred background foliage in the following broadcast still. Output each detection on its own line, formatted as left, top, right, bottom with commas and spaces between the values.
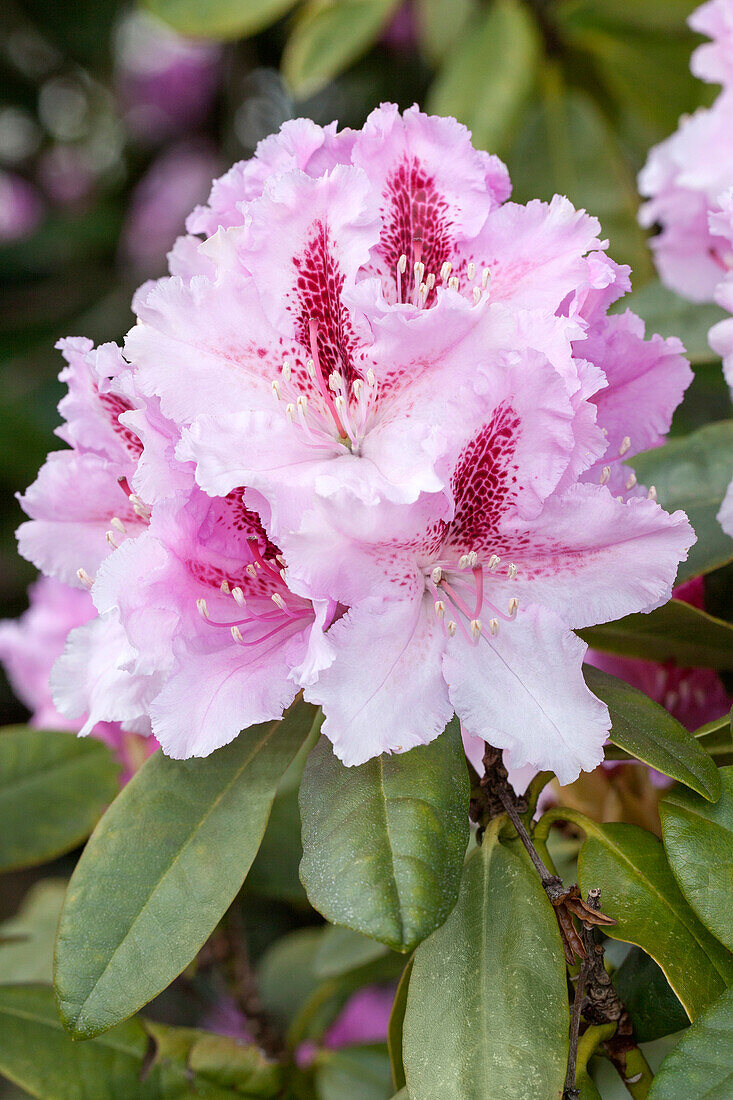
0, 0, 730, 717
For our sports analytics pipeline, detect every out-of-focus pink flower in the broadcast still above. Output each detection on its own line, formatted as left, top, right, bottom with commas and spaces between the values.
114, 11, 221, 144
587, 577, 730, 731
37, 145, 96, 207
0, 170, 43, 241
120, 143, 220, 275
381, 2, 417, 51
0, 575, 156, 779
17, 105, 694, 780
690, 0, 733, 86
323, 985, 394, 1048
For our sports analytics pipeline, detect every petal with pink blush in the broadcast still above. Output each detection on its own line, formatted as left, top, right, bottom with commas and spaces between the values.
17, 451, 139, 587
149, 634, 300, 758
305, 594, 452, 766
444, 605, 609, 785
719, 477, 733, 538
484, 485, 696, 630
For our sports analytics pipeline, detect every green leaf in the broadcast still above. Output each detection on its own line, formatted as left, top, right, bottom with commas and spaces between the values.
54, 703, 315, 1039
258, 928, 325, 1035
402, 823, 569, 1098
617, 281, 728, 366
0, 984, 235, 1099
426, 0, 540, 152
632, 421, 733, 582
415, 0, 477, 65
387, 958, 412, 1092
146, 1022, 283, 1096
581, 600, 733, 671
584, 666, 721, 800
313, 926, 389, 980
0, 726, 120, 872
612, 946, 689, 1042
0, 881, 66, 985
282, 0, 401, 99
299, 721, 470, 952
144, 0, 299, 39
576, 820, 733, 1019
315, 1045, 393, 1100
507, 65, 653, 277
660, 767, 733, 951
246, 786, 307, 906
648, 983, 733, 1098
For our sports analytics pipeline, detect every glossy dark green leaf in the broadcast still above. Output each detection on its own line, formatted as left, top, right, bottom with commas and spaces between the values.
146, 1021, 283, 1096
0, 984, 237, 1098
55, 704, 315, 1038
402, 824, 568, 1098
246, 786, 307, 906
581, 600, 733, 670
0, 881, 66, 985
632, 422, 733, 582
145, 0, 299, 39
0, 726, 120, 872
648, 983, 733, 1099
426, 0, 540, 152
387, 958, 412, 1092
577, 821, 733, 1019
315, 1045, 393, 1100
612, 946, 689, 1042
584, 667, 721, 800
282, 0, 401, 99
661, 767, 733, 951
299, 722, 470, 952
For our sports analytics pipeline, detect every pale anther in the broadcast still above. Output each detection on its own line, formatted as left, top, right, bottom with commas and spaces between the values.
458, 554, 470, 570
481, 267, 491, 289
366, 368, 376, 386
447, 620, 457, 637
352, 378, 362, 398
426, 272, 436, 289
77, 568, 94, 589
414, 260, 425, 281
232, 586, 245, 606
105, 530, 119, 548
625, 472, 637, 491
619, 436, 631, 456
467, 551, 478, 568
306, 358, 316, 378
440, 261, 452, 280
271, 593, 286, 610
297, 394, 308, 412
434, 599, 446, 618
507, 563, 518, 580
272, 380, 281, 399
508, 597, 519, 617
397, 254, 408, 274
472, 286, 481, 304
281, 359, 291, 381
110, 516, 126, 533
467, 262, 476, 281
220, 580, 230, 594
246, 564, 257, 579
448, 275, 459, 290
285, 403, 296, 421
470, 618, 482, 639
328, 371, 343, 392
196, 597, 209, 620
231, 625, 243, 643
488, 554, 501, 571
599, 466, 611, 486
647, 485, 657, 501
431, 566, 443, 584
489, 618, 500, 636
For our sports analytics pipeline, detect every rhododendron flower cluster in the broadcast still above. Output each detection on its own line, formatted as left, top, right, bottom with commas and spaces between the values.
639, 0, 733, 537
15, 105, 696, 785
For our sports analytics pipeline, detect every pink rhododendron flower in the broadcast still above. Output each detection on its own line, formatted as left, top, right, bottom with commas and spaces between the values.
587, 578, 731, 732
690, 0, 733, 86
15, 105, 695, 782
0, 576, 155, 778
0, 170, 43, 242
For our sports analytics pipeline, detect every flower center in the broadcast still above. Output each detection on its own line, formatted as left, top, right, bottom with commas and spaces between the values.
425, 551, 519, 645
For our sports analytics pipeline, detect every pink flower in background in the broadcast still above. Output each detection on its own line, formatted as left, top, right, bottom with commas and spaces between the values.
0, 170, 43, 241
13, 105, 695, 780
120, 142, 220, 275
690, 0, 733, 85
114, 11, 221, 144
0, 576, 156, 778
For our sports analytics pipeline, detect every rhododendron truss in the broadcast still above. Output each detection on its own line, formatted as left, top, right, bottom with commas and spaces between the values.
15, 105, 696, 785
